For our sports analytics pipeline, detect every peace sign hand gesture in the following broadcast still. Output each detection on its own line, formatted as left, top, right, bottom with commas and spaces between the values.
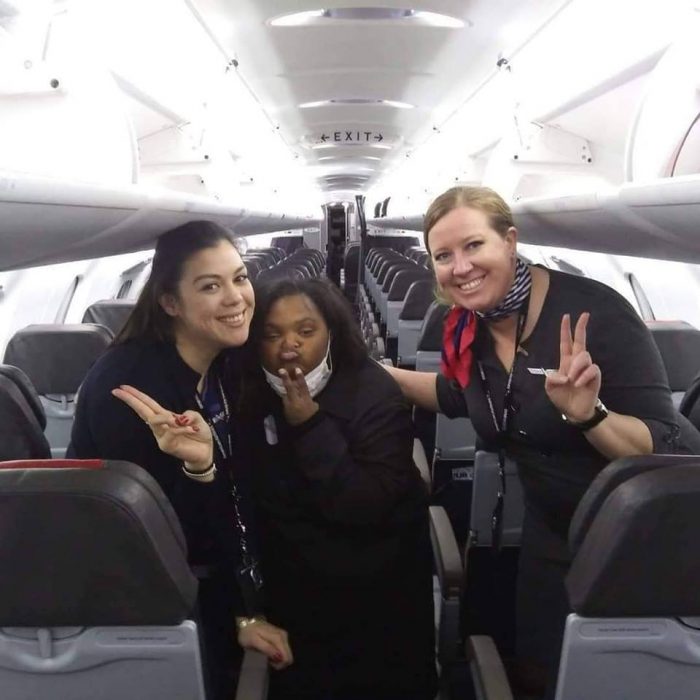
112, 385, 214, 470
277, 367, 320, 426
544, 313, 601, 423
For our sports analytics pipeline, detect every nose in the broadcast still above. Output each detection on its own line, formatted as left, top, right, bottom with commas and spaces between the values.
222, 281, 244, 305
452, 251, 473, 276
281, 333, 300, 350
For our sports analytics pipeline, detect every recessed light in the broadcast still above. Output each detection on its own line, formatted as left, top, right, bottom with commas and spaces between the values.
269, 8, 465, 28
300, 98, 413, 109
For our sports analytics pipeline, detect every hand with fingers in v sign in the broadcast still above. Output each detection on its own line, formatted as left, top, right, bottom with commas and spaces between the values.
277, 367, 320, 426
545, 312, 602, 423
111, 384, 214, 472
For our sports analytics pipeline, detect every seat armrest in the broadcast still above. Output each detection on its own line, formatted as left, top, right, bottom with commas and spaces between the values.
235, 649, 269, 700
413, 438, 431, 490
429, 505, 463, 598
467, 636, 513, 700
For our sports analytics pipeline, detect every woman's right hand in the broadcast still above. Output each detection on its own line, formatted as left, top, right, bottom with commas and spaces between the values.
112, 384, 213, 469
237, 619, 294, 670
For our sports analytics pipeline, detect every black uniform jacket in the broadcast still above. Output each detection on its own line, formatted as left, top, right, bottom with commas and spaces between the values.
245, 357, 437, 697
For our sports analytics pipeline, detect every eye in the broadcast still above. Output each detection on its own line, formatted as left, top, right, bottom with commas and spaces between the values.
433, 252, 450, 263
262, 331, 280, 341
234, 273, 249, 283
465, 240, 482, 251
299, 327, 315, 337
201, 282, 219, 292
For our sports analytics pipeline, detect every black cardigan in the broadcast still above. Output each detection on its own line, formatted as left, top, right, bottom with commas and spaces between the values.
68, 339, 258, 613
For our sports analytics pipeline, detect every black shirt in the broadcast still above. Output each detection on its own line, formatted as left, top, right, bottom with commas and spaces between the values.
437, 269, 700, 544
67, 340, 253, 603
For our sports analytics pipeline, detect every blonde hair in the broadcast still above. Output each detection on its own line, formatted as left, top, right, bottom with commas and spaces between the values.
424, 186, 515, 306
423, 186, 514, 253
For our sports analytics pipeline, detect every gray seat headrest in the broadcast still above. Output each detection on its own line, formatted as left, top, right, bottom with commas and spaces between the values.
647, 321, 700, 392
4, 324, 113, 395
81, 300, 135, 337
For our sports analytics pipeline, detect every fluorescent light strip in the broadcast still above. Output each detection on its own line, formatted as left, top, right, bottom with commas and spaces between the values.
269, 8, 464, 29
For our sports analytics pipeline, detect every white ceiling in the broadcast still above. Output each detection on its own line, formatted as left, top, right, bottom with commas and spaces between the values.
192, 0, 568, 194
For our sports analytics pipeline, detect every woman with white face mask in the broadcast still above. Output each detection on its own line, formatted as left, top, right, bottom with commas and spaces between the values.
242, 277, 436, 700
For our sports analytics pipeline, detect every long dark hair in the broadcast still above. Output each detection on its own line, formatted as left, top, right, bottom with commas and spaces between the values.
250, 278, 367, 372
115, 221, 239, 344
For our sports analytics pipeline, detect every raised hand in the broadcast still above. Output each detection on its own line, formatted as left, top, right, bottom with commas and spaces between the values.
278, 367, 319, 426
112, 385, 213, 469
544, 313, 601, 423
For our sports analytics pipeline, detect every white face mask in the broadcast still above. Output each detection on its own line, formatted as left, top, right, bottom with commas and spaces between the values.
263, 336, 333, 399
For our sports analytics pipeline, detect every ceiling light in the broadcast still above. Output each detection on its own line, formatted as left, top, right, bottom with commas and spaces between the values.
363, 156, 381, 161
299, 98, 413, 109
269, 10, 324, 26
269, 8, 465, 28
311, 144, 337, 150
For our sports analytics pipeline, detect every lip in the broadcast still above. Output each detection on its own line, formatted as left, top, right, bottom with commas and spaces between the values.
279, 351, 300, 361
453, 274, 486, 292
217, 309, 247, 327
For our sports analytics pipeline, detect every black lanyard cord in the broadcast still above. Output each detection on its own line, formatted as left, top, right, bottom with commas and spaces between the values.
476, 301, 529, 553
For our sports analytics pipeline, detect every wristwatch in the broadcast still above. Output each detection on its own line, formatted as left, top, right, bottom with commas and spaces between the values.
561, 399, 609, 431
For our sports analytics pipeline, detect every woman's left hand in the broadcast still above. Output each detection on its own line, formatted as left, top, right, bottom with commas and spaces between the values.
545, 312, 602, 422
278, 367, 319, 426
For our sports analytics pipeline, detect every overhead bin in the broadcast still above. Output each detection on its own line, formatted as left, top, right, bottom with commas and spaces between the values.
0, 172, 322, 272
369, 174, 700, 264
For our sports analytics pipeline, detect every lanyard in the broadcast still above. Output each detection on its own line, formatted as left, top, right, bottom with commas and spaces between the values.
195, 373, 264, 604
476, 300, 529, 552
476, 302, 529, 439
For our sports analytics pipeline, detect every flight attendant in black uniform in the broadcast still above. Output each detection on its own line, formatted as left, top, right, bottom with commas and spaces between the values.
243, 277, 437, 700
69, 221, 292, 700
385, 185, 700, 697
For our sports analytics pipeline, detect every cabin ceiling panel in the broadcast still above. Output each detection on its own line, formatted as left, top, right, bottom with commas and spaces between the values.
193, 0, 569, 190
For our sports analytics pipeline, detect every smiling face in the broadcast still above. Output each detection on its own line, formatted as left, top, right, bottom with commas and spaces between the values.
259, 293, 330, 376
428, 206, 517, 312
160, 240, 254, 363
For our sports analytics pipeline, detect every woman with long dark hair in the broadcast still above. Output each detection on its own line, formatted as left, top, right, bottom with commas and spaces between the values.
68, 221, 292, 700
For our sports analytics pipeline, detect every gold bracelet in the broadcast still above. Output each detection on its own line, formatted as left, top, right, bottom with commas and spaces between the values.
236, 615, 267, 630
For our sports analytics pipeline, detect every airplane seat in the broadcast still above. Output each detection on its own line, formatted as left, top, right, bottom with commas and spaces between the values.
3, 324, 114, 458
647, 321, 700, 408
415, 302, 477, 467
378, 262, 416, 326
0, 458, 205, 700
468, 454, 700, 700
396, 279, 435, 367
385, 269, 431, 363
468, 451, 524, 548
679, 371, 700, 429
557, 454, 700, 700
0, 366, 51, 460
342, 243, 361, 300
82, 299, 136, 337
242, 258, 264, 280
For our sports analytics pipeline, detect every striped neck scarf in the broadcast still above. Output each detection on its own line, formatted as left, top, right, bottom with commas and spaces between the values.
477, 258, 532, 321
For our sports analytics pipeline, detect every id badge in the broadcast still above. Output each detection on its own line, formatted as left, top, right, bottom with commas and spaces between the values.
264, 414, 278, 445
